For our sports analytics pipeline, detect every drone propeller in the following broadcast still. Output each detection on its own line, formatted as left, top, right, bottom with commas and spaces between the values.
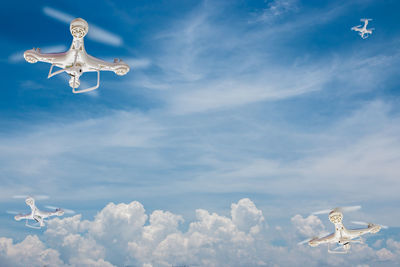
13, 194, 49, 200
6, 210, 20, 215
297, 238, 312, 245
351, 221, 388, 229
312, 206, 361, 215
44, 205, 75, 215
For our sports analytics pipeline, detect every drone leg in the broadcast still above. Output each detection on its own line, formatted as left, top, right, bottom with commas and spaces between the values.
72, 70, 100, 94
48, 64, 66, 79
25, 219, 41, 229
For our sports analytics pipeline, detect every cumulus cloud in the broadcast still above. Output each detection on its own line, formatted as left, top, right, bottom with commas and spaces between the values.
291, 214, 325, 237
1, 199, 399, 266
0, 235, 65, 267
43, 7, 123, 46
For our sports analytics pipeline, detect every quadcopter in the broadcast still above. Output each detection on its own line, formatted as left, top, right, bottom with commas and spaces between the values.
351, 19, 374, 39
302, 206, 384, 254
24, 18, 129, 93
13, 197, 66, 229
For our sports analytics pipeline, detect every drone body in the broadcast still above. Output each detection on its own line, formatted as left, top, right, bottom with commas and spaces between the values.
308, 207, 381, 253
14, 197, 64, 229
24, 18, 129, 93
351, 19, 374, 39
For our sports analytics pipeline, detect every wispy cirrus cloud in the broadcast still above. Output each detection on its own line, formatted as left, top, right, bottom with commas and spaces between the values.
141, 1, 398, 115
42, 7, 123, 47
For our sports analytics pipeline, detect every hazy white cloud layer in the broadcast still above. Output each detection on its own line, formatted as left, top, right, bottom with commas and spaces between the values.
1, 199, 399, 267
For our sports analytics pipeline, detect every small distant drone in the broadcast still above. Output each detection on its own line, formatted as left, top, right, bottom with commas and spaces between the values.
300, 206, 385, 254
351, 19, 374, 39
13, 197, 65, 229
24, 18, 129, 93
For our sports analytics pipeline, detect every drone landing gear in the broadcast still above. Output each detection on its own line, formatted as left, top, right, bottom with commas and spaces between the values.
25, 219, 42, 229
48, 64, 67, 78
71, 70, 100, 94
47, 64, 100, 94
328, 242, 353, 254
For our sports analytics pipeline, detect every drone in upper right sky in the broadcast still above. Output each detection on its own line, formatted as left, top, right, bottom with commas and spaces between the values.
351, 18, 374, 39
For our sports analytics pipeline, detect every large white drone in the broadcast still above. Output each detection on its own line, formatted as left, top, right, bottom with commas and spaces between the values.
24, 18, 129, 93
304, 206, 384, 254
351, 19, 374, 39
13, 197, 65, 229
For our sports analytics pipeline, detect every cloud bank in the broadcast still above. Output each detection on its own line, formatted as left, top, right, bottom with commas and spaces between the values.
1, 198, 399, 267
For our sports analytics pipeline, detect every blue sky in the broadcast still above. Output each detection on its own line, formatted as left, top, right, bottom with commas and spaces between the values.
1, 0, 400, 266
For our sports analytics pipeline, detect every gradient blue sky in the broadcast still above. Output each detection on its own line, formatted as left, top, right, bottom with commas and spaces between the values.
1, 0, 400, 266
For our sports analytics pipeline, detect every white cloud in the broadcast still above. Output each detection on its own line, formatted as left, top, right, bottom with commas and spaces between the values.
377, 248, 396, 261
231, 198, 265, 234
291, 214, 325, 237
43, 7, 123, 46
145, 1, 399, 115
1, 199, 399, 266
0, 235, 65, 267
252, 0, 299, 23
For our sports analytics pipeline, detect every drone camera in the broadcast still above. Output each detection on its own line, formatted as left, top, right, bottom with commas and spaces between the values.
69, 77, 81, 89
343, 243, 351, 250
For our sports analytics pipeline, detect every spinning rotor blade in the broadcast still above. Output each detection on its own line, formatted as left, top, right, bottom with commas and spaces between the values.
312, 205, 361, 215
339, 206, 362, 213
297, 238, 312, 245
45, 205, 75, 214
6, 210, 20, 215
13, 195, 49, 200
351, 221, 388, 229
312, 209, 332, 215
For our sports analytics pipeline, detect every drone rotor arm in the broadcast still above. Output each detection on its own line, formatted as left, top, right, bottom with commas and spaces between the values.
85, 54, 130, 76
14, 213, 31, 221
24, 49, 68, 65
308, 233, 336, 247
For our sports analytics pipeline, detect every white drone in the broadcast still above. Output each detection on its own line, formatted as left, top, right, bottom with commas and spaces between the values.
24, 18, 129, 93
13, 197, 66, 229
351, 19, 374, 39
303, 206, 384, 254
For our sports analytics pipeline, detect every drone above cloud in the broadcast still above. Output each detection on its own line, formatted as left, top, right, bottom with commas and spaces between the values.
1, 0, 400, 267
